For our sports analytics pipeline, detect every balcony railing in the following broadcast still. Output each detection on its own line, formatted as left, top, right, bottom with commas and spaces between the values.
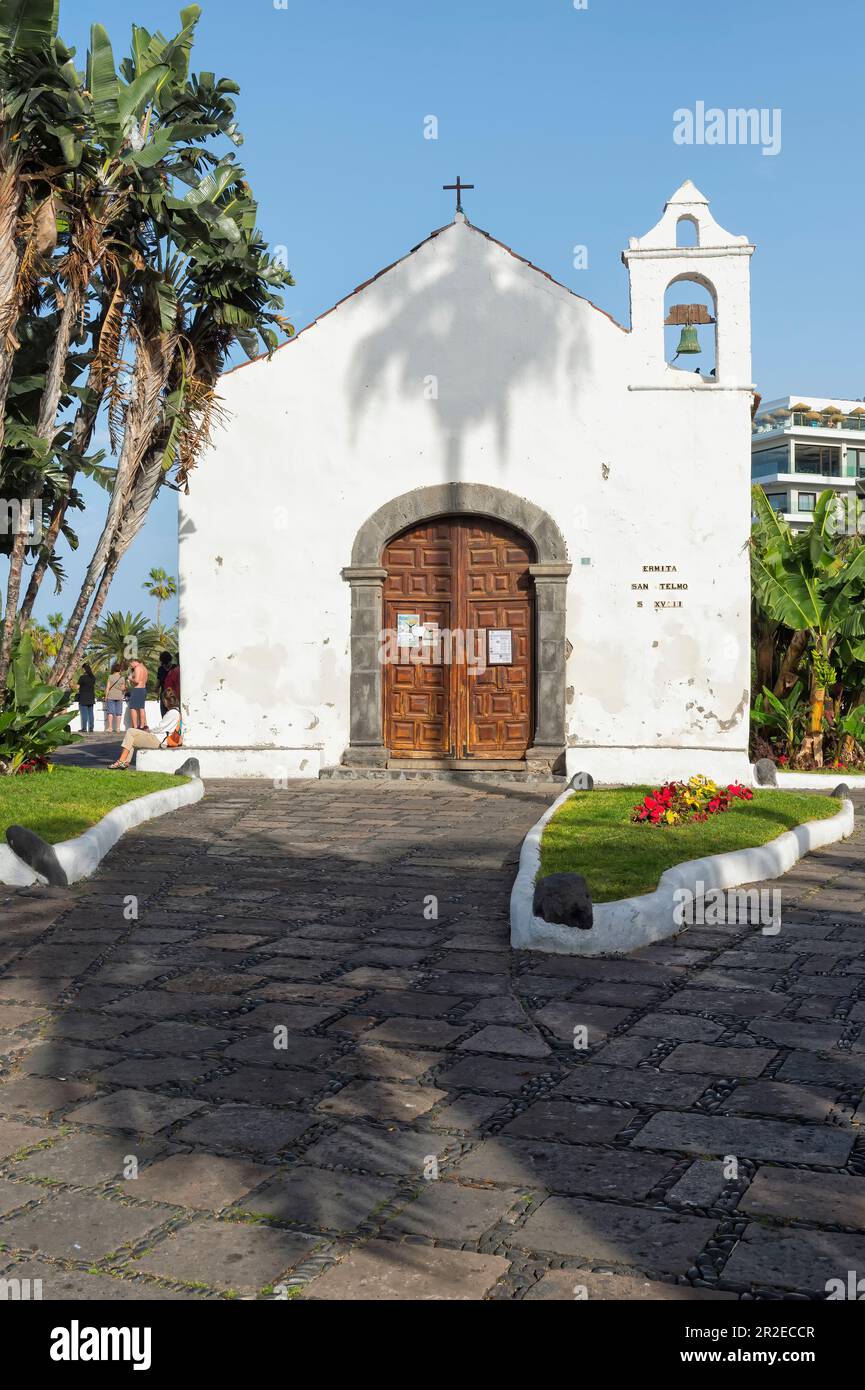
753, 412, 865, 434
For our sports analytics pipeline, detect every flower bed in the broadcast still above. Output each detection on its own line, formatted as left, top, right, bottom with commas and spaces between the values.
631, 774, 753, 826
539, 785, 838, 902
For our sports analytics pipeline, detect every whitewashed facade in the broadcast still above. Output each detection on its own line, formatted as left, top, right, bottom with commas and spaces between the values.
142, 180, 755, 783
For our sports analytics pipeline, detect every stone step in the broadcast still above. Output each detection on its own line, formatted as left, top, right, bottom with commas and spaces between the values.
387, 757, 527, 771
319, 764, 565, 788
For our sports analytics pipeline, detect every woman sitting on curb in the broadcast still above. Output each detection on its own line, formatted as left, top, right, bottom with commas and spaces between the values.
108, 706, 180, 769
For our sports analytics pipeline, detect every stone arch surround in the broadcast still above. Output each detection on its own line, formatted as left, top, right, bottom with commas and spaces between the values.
340, 483, 572, 771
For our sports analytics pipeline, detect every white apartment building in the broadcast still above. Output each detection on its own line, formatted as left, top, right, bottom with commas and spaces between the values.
752, 395, 865, 529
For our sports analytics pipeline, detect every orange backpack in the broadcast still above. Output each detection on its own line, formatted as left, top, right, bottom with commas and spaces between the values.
166, 716, 183, 749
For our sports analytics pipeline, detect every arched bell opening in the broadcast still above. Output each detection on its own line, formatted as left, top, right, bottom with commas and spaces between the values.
664, 273, 717, 380
675, 214, 700, 248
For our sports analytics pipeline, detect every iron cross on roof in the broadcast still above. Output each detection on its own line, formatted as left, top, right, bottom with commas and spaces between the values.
443, 175, 474, 213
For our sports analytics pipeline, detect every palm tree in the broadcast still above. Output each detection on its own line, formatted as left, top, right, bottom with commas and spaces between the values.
86, 609, 159, 670
149, 620, 178, 655
142, 567, 177, 629
0, 0, 93, 684
0, 3, 181, 684
48, 13, 293, 688
0, 0, 88, 450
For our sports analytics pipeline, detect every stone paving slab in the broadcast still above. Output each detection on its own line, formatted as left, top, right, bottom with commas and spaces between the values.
16, 1132, 165, 1186
659, 1043, 778, 1077
524, 1269, 737, 1300
454, 1136, 675, 1199
302, 1240, 510, 1300
501, 1100, 630, 1144
722, 1081, 846, 1123
0, 1261, 204, 1299
241, 1166, 396, 1231
384, 1182, 526, 1242
126, 1153, 274, 1211
721, 1226, 865, 1296
668, 1159, 730, 1207
132, 1218, 316, 1295
67, 1088, 205, 1136
1, 1189, 175, 1262
739, 1166, 865, 1229
518, 1196, 716, 1273
0, 780, 863, 1300
632, 1111, 854, 1166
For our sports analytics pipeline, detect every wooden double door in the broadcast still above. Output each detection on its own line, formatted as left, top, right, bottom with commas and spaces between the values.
383, 516, 534, 760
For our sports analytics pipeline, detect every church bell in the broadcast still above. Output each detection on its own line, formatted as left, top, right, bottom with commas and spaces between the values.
675, 323, 701, 355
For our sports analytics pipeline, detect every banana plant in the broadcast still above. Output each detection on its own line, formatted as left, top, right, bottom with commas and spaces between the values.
836, 704, 865, 766
751, 487, 865, 764
750, 681, 807, 758
0, 629, 77, 774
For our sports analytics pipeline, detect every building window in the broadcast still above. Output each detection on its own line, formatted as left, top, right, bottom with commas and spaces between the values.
847, 447, 865, 477
794, 443, 841, 476
798, 492, 816, 512
765, 493, 787, 511
752, 444, 790, 477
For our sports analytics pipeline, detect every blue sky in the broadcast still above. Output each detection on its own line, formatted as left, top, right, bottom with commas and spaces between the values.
26, 0, 865, 627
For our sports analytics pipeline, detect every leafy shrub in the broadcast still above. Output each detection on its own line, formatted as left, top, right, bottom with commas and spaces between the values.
0, 635, 79, 776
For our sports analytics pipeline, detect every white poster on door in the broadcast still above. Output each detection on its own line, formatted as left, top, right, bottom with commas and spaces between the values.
397, 612, 421, 647
488, 629, 513, 665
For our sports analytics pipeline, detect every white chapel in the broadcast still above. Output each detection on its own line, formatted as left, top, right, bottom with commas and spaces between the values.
143, 180, 755, 784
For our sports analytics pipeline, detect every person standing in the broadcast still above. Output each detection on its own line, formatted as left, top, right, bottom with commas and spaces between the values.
104, 661, 127, 735
77, 663, 96, 734
127, 655, 149, 730
163, 656, 180, 712
156, 651, 172, 715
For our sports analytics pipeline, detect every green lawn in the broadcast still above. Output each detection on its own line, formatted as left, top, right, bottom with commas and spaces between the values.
0, 767, 182, 843
539, 787, 839, 903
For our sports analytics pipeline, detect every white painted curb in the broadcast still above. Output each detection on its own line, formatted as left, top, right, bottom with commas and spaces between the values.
510, 789, 856, 957
0, 777, 205, 887
773, 771, 865, 790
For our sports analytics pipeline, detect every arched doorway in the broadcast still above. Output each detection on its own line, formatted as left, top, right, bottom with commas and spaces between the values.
383, 516, 534, 760
341, 483, 571, 773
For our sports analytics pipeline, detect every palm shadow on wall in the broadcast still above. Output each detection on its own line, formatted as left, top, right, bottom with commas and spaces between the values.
347, 230, 594, 483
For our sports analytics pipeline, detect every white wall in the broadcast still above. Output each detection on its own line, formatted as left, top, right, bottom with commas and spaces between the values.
177, 182, 754, 783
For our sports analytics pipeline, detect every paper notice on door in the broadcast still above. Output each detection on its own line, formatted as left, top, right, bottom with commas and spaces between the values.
397, 612, 421, 647
488, 629, 513, 665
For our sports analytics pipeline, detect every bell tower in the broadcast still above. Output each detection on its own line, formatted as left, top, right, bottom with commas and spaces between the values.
622, 180, 754, 388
